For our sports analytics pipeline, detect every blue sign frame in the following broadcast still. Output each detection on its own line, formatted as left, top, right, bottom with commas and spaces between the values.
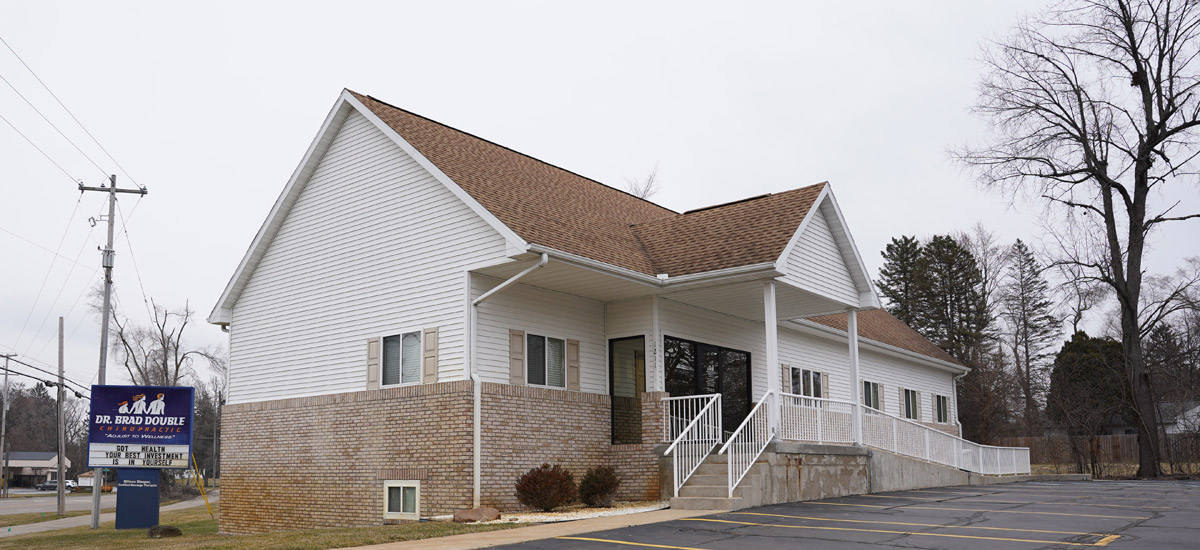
88, 385, 195, 469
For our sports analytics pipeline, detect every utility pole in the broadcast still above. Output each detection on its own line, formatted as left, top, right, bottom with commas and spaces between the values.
0, 353, 13, 498
79, 175, 147, 528
57, 317, 65, 516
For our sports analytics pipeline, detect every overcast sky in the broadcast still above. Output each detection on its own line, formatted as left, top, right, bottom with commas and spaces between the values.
2, 1, 1196, 393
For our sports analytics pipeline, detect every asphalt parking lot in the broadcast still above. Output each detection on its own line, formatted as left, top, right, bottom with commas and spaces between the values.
499, 481, 1200, 549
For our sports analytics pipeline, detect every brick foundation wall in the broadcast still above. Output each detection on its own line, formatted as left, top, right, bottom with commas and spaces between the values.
221, 382, 667, 533
478, 384, 665, 509
220, 381, 473, 534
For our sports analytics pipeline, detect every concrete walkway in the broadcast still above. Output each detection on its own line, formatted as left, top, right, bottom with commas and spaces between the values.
341, 508, 710, 550
0, 491, 219, 537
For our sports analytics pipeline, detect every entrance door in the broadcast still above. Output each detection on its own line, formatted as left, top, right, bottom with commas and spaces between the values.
664, 336, 752, 430
609, 336, 646, 444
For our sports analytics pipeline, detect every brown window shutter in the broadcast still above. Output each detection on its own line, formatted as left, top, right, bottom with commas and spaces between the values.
780, 364, 791, 394
820, 372, 829, 399
366, 337, 381, 390
916, 391, 922, 421
634, 351, 645, 394
878, 384, 884, 411
899, 387, 905, 416
509, 329, 525, 385
422, 327, 439, 383
566, 339, 581, 391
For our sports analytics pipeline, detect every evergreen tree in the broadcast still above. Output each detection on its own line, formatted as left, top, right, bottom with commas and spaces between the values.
1047, 332, 1129, 434
914, 235, 989, 362
876, 236, 923, 326
1000, 240, 1059, 435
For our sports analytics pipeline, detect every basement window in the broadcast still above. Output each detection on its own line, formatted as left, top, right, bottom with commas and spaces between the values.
384, 480, 419, 520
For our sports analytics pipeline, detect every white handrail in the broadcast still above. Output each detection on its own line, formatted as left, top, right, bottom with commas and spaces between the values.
662, 394, 722, 497
776, 392, 1030, 476
719, 391, 775, 498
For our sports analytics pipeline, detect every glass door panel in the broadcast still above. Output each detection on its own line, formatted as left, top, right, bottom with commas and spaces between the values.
610, 336, 646, 444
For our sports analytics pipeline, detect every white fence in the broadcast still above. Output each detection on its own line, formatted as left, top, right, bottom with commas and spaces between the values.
779, 393, 855, 445
718, 391, 775, 498
662, 394, 722, 497
782, 394, 1031, 476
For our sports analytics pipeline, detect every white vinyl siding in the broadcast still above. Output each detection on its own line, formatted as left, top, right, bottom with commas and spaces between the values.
228, 111, 508, 404
472, 276, 606, 393
858, 347, 954, 422
781, 206, 859, 306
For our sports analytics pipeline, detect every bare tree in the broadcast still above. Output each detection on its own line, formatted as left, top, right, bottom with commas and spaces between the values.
957, 0, 1200, 477
623, 164, 660, 199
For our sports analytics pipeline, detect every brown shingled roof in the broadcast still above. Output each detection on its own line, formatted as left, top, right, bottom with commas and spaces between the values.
350, 91, 824, 277
351, 91, 672, 275
632, 184, 824, 276
806, 309, 963, 367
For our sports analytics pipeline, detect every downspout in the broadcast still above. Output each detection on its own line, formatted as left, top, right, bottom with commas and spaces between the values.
468, 253, 548, 508
952, 371, 967, 434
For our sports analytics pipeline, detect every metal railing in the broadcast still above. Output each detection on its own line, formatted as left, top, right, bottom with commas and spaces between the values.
806, 398, 1032, 477
718, 391, 775, 498
661, 394, 722, 497
778, 393, 855, 445
663, 394, 722, 443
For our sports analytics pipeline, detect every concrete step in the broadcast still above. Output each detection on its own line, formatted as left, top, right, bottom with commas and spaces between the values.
685, 474, 728, 487
694, 462, 729, 476
670, 496, 744, 510
679, 484, 753, 498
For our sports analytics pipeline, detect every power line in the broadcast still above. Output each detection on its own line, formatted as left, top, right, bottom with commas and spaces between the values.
0, 34, 139, 187
0, 222, 97, 273
11, 197, 84, 352
22, 209, 99, 357
0, 110, 78, 182
2, 356, 90, 395
0, 367, 88, 399
0, 71, 108, 178
115, 199, 154, 321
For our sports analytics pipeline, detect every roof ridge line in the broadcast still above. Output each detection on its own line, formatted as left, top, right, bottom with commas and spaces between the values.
360, 93, 679, 216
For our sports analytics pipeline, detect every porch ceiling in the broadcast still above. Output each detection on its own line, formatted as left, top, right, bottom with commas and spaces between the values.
662, 279, 851, 322
474, 258, 852, 318
473, 258, 656, 302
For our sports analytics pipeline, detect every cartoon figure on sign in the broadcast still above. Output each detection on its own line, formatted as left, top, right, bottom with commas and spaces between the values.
148, 393, 165, 415
118, 400, 130, 414
130, 394, 148, 414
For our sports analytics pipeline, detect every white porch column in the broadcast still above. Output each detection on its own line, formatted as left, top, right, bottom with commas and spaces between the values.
764, 281, 780, 438
847, 309, 863, 445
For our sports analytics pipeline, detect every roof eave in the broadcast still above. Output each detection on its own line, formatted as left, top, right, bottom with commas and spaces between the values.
786, 318, 970, 374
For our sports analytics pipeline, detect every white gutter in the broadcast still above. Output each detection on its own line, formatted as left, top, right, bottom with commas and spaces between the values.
468, 252, 548, 507
525, 244, 783, 290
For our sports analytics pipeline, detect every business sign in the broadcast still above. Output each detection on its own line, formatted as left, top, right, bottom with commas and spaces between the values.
88, 385, 195, 469
115, 469, 160, 529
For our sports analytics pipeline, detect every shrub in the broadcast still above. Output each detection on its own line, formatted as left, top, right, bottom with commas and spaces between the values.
515, 463, 576, 511
579, 465, 621, 508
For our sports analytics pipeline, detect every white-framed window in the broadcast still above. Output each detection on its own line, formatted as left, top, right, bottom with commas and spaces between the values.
382, 331, 422, 386
903, 389, 920, 420
936, 395, 949, 423
790, 368, 823, 398
384, 480, 419, 520
527, 333, 566, 388
862, 381, 880, 410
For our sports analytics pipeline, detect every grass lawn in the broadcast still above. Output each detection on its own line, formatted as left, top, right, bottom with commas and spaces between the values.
0, 508, 116, 528
0, 504, 523, 550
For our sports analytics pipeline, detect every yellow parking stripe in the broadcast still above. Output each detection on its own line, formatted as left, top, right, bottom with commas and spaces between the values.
860, 493, 1171, 510
733, 511, 1113, 537
681, 518, 1119, 546
810, 500, 1150, 520
555, 537, 708, 550
914, 488, 1191, 503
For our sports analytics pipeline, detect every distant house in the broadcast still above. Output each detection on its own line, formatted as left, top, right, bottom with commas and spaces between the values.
209, 90, 1021, 534
1, 451, 70, 488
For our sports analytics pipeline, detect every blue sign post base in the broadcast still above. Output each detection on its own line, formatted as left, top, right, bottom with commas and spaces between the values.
115, 469, 159, 530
